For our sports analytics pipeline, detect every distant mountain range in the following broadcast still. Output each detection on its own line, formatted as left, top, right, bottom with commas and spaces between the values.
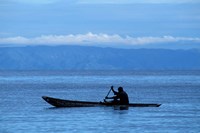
0, 45, 200, 70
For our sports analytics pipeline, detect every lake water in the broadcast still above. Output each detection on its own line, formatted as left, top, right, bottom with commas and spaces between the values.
0, 70, 200, 133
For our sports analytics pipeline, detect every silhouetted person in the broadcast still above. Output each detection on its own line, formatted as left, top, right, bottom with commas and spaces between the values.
105, 86, 129, 105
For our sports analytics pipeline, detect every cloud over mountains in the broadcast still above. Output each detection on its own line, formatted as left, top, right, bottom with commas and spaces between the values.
0, 33, 200, 48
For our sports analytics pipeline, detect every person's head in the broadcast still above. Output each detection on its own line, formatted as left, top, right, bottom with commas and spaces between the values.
118, 87, 123, 92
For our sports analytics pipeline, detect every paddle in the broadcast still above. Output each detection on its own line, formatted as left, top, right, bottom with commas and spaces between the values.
104, 86, 113, 101
106, 88, 112, 97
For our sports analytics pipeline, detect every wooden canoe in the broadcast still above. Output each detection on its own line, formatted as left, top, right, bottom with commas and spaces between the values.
42, 96, 161, 108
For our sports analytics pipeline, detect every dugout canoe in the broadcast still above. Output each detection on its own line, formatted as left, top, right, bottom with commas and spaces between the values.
42, 96, 161, 108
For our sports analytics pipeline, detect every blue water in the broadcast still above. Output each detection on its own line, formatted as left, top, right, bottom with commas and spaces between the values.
0, 70, 200, 133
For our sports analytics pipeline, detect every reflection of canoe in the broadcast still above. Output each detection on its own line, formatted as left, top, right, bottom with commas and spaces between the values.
42, 96, 161, 108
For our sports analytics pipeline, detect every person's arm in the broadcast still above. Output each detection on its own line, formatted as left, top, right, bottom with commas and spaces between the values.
105, 86, 118, 99
105, 95, 117, 99
105, 96, 113, 99
111, 86, 118, 95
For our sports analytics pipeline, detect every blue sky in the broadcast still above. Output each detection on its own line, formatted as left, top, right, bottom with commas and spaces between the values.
0, 0, 200, 48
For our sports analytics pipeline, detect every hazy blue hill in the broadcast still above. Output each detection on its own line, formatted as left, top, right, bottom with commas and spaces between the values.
0, 45, 200, 70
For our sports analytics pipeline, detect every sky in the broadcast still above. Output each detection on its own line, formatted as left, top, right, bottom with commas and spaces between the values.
0, 0, 200, 48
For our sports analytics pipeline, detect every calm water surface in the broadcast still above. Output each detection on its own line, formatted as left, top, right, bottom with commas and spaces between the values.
0, 70, 200, 133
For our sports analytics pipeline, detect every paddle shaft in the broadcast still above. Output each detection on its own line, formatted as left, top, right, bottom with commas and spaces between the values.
106, 88, 112, 97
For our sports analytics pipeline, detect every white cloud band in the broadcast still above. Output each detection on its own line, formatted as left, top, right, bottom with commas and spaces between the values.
0, 33, 200, 47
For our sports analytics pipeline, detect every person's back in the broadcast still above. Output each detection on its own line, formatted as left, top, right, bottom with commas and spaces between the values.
118, 90, 129, 105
